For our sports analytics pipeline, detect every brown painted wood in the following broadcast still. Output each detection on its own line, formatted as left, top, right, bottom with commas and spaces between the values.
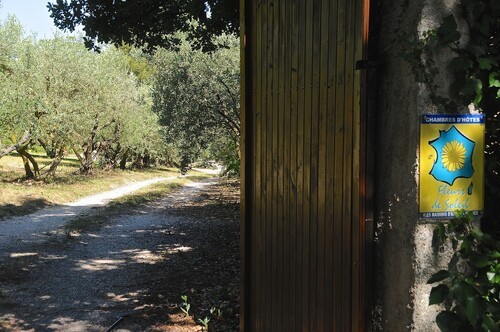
325, 1, 339, 330
317, 0, 330, 330
333, 0, 347, 329
253, 1, 262, 330
241, 0, 372, 330
290, 0, 300, 329
296, 0, 306, 329
264, 0, 273, 329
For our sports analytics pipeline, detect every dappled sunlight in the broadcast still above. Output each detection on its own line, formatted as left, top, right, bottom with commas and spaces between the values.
134, 228, 178, 235
9, 252, 38, 258
40, 254, 68, 260
151, 313, 199, 332
118, 249, 163, 265
74, 258, 126, 271
0, 178, 239, 330
108, 245, 193, 265
164, 246, 192, 255
106, 291, 141, 303
48, 317, 100, 332
0, 314, 35, 332
72, 243, 193, 272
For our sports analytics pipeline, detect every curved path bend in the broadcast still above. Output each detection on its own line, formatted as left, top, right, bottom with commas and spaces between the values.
0, 177, 177, 250
0, 175, 221, 331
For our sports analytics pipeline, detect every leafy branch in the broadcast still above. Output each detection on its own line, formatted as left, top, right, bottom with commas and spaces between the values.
428, 211, 499, 331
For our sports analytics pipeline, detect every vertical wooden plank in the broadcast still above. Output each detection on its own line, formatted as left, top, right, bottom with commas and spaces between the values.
255, 0, 270, 331
325, 0, 339, 330
253, 1, 263, 331
281, 0, 291, 329
341, 0, 355, 329
333, 0, 347, 329
271, 0, 279, 329
308, 0, 321, 330
290, 0, 300, 329
317, 0, 330, 329
285, 8, 291, 329
258, 2, 268, 330
296, 0, 306, 329
264, 0, 274, 329
301, 0, 313, 328
276, 0, 285, 327
351, 0, 361, 329
252, 0, 267, 332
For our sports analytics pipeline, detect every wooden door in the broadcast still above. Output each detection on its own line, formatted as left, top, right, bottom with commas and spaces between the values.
240, 0, 372, 330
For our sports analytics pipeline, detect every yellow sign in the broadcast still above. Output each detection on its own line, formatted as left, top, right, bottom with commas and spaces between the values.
419, 114, 484, 219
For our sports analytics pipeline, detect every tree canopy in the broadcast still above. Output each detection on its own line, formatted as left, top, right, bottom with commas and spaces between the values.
151, 34, 240, 172
47, 0, 239, 51
0, 17, 170, 178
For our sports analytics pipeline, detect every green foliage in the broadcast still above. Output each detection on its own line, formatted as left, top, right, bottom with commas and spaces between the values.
178, 295, 231, 331
208, 135, 240, 176
47, 0, 239, 52
151, 34, 240, 171
210, 306, 222, 319
180, 295, 191, 317
0, 16, 169, 177
119, 44, 154, 83
396, 1, 500, 110
428, 212, 500, 331
198, 316, 210, 331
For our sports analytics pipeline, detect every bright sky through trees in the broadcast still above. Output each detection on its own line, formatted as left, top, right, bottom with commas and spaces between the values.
0, 0, 69, 38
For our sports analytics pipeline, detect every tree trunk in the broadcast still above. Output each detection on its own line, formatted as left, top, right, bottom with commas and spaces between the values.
119, 149, 129, 170
38, 139, 56, 158
17, 146, 40, 179
80, 161, 94, 175
143, 153, 151, 168
131, 155, 142, 169
44, 148, 65, 177
21, 154, 35, 179
0, 130, 31, 159
79, 144, 94, 175
102, 143, 121, 170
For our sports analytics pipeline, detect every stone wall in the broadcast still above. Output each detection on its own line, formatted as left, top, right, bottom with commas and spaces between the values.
374, 0, 461, 330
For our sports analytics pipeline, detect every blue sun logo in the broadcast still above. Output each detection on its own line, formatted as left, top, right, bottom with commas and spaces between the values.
428, 126, 475, 185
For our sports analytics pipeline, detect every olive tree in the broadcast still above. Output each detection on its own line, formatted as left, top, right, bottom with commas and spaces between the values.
151, 34, 240, 170
0, 17, 43, 177
0, 17, 168, 177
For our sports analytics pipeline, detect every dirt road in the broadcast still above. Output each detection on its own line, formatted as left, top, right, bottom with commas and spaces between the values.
0, 177, 239, 331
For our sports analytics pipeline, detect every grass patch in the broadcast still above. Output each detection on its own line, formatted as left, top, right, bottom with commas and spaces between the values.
0, 153, 184, 219
63, 172, 214, 233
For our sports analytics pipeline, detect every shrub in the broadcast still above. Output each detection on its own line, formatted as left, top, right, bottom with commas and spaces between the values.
428, 211, 500, 331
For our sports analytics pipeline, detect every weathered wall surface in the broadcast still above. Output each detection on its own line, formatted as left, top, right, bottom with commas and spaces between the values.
374, 0, 460, 331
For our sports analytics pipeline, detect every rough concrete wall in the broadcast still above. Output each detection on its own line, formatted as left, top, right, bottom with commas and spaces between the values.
374, 0, 460, 331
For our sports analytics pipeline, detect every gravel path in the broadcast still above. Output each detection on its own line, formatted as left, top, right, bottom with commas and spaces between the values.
0, 177, 176, 251
0, 177, 221, 332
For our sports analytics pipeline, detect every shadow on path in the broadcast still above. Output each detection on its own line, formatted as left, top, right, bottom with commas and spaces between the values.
0, 179, 239, 332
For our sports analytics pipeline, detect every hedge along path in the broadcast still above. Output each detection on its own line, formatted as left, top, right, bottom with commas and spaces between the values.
0, 176, 178, 250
